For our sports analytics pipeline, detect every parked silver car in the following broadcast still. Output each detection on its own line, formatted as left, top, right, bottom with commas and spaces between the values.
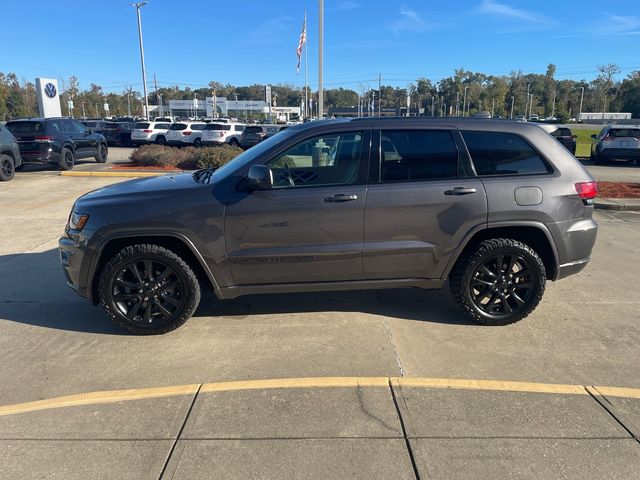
591, 125, 640, 164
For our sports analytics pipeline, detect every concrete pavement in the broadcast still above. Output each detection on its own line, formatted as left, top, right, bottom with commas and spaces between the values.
1, 173, 640, 478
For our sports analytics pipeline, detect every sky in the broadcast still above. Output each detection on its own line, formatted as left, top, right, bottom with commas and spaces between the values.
2, 0, 640, 94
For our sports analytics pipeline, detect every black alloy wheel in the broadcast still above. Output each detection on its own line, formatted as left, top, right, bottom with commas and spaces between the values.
59, 148, 75, 170
469, 253, 534, 317
98, 244, 201, 334
450, 238, 546, 326
0, 154, 15, 181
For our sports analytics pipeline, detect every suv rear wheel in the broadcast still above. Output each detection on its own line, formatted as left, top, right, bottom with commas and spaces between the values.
98, 244, 201, 335
95, 143, 108, 163
59, 147, 75, 170
450, 238, 546, 326
0, 154, 15, 181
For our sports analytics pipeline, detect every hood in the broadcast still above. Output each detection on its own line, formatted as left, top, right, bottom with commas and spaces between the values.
77, 172, 199, 208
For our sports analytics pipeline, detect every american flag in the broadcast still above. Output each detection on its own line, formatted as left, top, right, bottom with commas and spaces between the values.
296, 13, 307, 73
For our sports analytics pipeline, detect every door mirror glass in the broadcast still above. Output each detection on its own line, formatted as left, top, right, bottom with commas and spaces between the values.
246, 165, 273, 190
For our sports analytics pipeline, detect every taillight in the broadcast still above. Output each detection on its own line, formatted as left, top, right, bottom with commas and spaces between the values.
34, 136, 53, 142
572, 135, 577, 140
575, 181, 598, 200
143, 129, 153, 133
182, 131, 192, 136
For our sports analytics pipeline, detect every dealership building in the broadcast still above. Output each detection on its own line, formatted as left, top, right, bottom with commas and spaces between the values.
165, 97, 300, 121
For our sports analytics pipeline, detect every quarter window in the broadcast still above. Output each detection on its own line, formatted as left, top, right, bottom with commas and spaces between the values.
462, 131, 551, 176
379, 130, 460, 182
266, 132, 363, 188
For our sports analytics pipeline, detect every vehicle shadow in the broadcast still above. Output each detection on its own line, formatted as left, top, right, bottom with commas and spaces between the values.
0, 248, 474, 335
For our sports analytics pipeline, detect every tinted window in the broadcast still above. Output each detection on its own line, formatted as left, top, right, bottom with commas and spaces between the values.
462, 131, 551, 176
170, 123, 188, 130
155, 123, 170, 129
191, 124, 206, 131
205, 124, 231, 131
73, 120, 87, 133
266, 132, 363, 188
245, 126, 264, 133
6, 121, 44, 134
84, 122, 97, 128
235, 125, 245, 132
135, 122, 150, 129
48, 120, 65, 133
556, 128, 572, 137
60, 119, 77, 133
607, 128, 640, 138
379, 130, 460, 182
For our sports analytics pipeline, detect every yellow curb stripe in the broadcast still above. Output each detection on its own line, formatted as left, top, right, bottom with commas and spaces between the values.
59, 171, 167, 177
1, 377, 639, 418
200, 376, 389, 393
393, 377, 587, 395
590, 386, 640, 400
0, 384, 199, 417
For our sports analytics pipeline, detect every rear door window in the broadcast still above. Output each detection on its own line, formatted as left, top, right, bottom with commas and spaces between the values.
462, 131, 552, 176
378, 130, 461, 182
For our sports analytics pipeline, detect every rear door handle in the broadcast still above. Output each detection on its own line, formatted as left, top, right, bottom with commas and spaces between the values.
444, 187, 478, 196
324, 194, 358, 202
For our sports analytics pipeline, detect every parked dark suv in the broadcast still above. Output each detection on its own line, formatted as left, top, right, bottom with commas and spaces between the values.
60, 118, 598, 334
6, 117, 108, 170
0, 123, 22, 181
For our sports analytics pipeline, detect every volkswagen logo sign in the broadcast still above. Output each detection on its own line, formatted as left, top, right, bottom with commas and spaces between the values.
44, 83, 57, 98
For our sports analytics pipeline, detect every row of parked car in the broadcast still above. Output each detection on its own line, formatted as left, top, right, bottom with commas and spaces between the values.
1, 116, 639, 180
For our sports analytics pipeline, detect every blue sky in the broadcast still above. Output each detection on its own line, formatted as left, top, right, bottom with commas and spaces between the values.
2, 0, 640, 93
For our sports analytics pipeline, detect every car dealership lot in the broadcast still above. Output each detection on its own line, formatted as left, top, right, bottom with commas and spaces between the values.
0, 172, 639, 479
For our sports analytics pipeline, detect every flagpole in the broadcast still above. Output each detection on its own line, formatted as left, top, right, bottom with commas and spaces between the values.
304, 11, 308, 120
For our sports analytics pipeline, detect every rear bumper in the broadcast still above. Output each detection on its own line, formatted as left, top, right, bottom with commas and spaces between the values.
598, 148, 640, 161
19, 145, 58, 163
548, 217, 598, 281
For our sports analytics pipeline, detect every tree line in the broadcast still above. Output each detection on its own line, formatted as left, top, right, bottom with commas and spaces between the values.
2, 64, 640, 121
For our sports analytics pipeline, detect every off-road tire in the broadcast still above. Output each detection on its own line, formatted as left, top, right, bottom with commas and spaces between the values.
0, 154, 15, 181
450, 238, 546, 326
155, 135, 166, 145
59, 147, 75, 170
98, 244, 201, 335
95, 142, 108, 163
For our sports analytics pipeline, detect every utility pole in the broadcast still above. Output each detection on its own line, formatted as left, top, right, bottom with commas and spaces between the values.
579, 86, 585, 122
378, 73, 382, 116
525, 82, 531, 119
82, 101, 86, 118
371, 91, 376, 116
132, 2, 149, 119
455, 91, 460, 116
126, 86, 132, 117
491, 98, 495, 117
551, 91, 556, 118
431, 95, 435, 116
463, 86, 468, 117
153, 73, 161, 117
510, 96, 514, 119
529, 94, 534, 118
318, 0, 324, 119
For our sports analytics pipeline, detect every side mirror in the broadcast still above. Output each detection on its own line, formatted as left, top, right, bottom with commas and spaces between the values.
246, 165, 273, 190
590, 134, 597, 140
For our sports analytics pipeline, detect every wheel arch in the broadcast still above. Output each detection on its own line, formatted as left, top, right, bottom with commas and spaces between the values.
445, 223, 559, 281
88, 233, 220, 304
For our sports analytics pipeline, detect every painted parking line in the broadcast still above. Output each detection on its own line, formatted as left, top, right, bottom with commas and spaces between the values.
1, 377, 639, 418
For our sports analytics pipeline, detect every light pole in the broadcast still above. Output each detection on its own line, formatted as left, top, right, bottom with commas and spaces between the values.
551, 91, 556, 118
579, 86, 585, 122
318, 0, 324, 119
455, 91, 460, 116
510, 96, 514, 119
529, 94, 534, 119
525, 82, 530, 118
131, 2, 149, 119
463, 86, 468, 117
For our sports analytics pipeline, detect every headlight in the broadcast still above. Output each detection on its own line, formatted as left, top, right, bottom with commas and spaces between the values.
67, 212, 89, 231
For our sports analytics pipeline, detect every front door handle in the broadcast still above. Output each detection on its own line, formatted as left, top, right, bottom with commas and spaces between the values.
444, 187, 477, 196
324, 194, 358, 202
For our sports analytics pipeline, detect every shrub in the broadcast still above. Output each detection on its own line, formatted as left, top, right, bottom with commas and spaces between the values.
129, 144, 243, 170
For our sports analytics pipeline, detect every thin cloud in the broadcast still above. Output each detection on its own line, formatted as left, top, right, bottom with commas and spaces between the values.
478, 0, 548, 24
597, 13, 640, 35
390, 7, 435, 34
243, 16, 294, 45
327, 1, 360, 12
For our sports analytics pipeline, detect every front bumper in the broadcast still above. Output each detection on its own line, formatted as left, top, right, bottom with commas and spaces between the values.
59, 234, 90, 299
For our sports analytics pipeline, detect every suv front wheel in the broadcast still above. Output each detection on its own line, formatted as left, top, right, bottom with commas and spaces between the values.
450, 238, 546, 326
98, 244, 201, 334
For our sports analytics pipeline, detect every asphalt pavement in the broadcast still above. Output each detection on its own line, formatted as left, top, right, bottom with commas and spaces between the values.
0, 171, 639, 479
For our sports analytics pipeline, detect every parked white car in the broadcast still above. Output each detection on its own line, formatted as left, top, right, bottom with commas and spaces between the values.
131, 121, 172, 145
201, 123, 245, 147
165, 122, 207, 146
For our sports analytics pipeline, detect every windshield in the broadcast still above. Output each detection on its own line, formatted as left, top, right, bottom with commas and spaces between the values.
193, 129, 295, 184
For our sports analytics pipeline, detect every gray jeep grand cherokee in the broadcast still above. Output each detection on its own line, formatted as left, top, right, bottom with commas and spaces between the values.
59, 118, 598, 334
